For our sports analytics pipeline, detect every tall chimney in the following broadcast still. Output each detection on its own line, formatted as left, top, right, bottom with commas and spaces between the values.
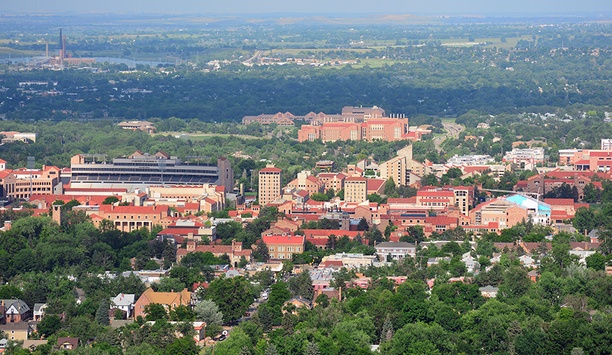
59, 29, 63, 58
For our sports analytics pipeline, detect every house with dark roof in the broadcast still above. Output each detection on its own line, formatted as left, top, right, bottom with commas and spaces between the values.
57, 337, 79, 350
0, 299, 31, 323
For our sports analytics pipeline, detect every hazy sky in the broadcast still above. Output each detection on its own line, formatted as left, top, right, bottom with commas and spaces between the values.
2, 0, 610, 15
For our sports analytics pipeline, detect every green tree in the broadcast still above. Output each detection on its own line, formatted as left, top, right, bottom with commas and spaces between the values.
573, 207, 596, 234
169, 305, 196, 321
95, 299, 110, 326
205, 276, 253, 323
195, 300, 224, 325
144, 303, 168, 321
288, 271, 315, 301
207, 327, 252, 355
102, 196, 120, 205
586, 252, 606, 271
38, 314, 62, 337
166, 337, 199, 355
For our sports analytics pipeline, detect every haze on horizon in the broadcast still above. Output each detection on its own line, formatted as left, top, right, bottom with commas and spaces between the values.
2, 0, 610, 16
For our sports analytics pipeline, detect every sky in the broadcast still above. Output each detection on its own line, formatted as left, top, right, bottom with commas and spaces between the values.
1, 0, 610, 15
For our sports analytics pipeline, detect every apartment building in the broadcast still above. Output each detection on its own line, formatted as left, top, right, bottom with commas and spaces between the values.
344, 177, 368, 203
316, 172, 346, 192
259, 164, 282, 206
285, 171, 325, 195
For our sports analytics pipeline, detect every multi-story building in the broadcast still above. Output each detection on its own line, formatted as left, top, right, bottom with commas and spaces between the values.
117, 121, 156, 133
262, 235, 305, 260
176, 240, 251, 266
298, 118, 409, 143
285, 171, 324, 195
241, 112, 296, 125
341, 106, 386, 120
70, 151, 234, 191
259, 164, 282, 206
416, 186, 473, 216
375, 242, 416, 261
146, 184, 226, 212
516, 170, 609, 201
0, 131, 36, 144
558, 149, 582, 166
502, 148, 545, 168
316, 172, 346, 192
89, 205, 170, 232
1, 166, 62, 200
447, 154, 494, 166
344, 177, 368, 203
471, 195, 551, 228
70, 151, 234, 192
379, 145, 427, 186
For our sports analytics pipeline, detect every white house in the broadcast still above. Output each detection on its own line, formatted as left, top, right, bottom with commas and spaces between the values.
110, 294, 136, 319
33, 303, 47, 322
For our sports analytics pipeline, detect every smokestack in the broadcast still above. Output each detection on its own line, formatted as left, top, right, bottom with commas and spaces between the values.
59, 29, 63, 58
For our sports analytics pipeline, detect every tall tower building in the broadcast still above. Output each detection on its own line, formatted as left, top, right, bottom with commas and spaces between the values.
258, 164, 282, 206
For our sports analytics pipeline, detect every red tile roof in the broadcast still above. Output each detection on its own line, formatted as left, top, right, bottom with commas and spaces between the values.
260, 167, 282, 173
99, 204, 169, 214
302, 229, 360, 239
262, 235, 305, 245
366, 179, 385, 192
425, 216, 458, 225
543, 198, 575, 206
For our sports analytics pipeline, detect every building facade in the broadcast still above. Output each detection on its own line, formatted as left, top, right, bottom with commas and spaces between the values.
70, 151, 234, 192
259, 165, 282, 206
344, 177, 368, 203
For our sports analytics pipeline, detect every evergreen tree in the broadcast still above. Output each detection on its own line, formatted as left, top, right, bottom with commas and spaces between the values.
95, 299, 110, 326
380, 314, 394, 344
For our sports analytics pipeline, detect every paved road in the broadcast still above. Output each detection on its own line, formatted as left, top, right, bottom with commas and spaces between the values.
433, 122, 465, 152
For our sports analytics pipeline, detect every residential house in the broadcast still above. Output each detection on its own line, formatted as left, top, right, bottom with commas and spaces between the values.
32, 303, 46, 322
56, 337, 79, 351
0, 322, 33, 342
461, 252, 479, 273
110, 294, 136, 319
282, 297, 312, 314
479, 285, 499, 298
0, 299, 31, 323
133, 288, 192, 319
